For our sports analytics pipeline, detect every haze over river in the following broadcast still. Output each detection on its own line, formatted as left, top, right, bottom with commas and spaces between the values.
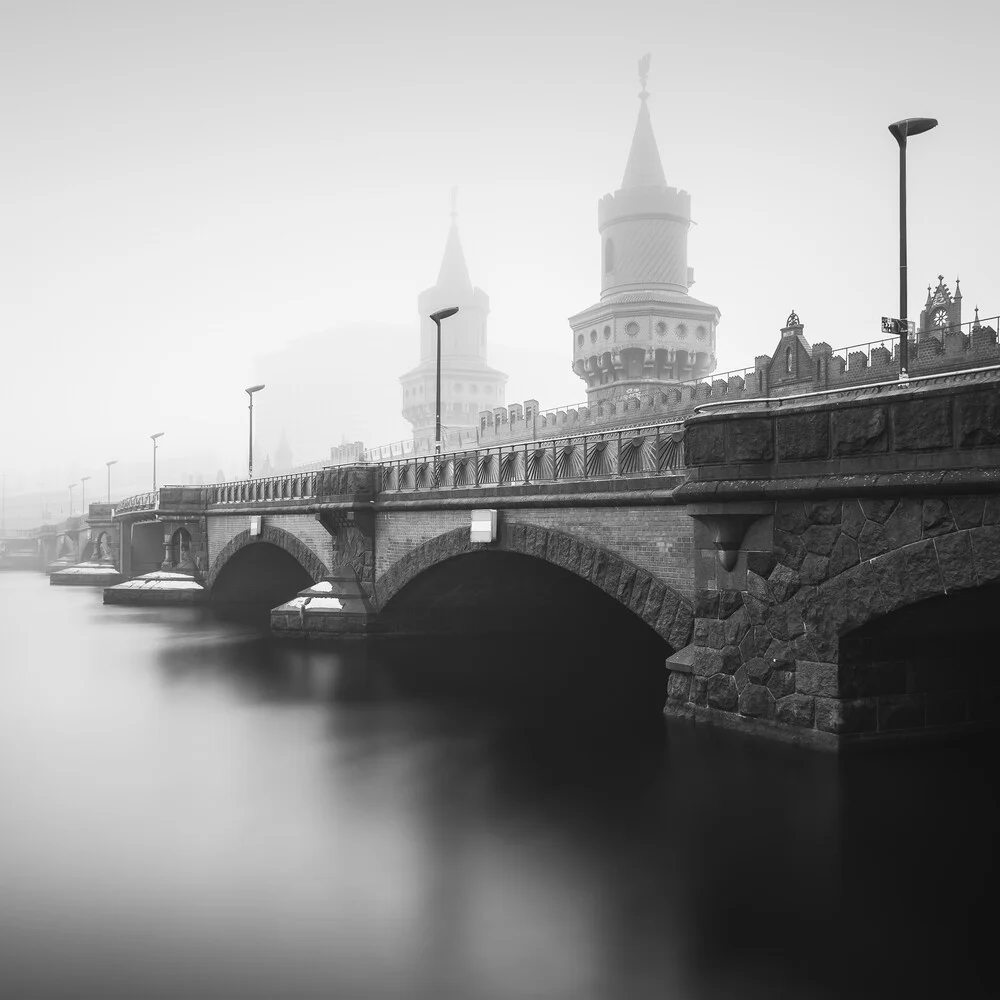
0, 571, 996, 999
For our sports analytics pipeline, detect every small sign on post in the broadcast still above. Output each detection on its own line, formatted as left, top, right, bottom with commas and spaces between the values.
470, 509, 497, 544
881, 317, 916, 336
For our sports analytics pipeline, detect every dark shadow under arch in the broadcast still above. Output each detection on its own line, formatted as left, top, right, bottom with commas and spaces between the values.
374, 523, 693, 651
207, 524, 329, 592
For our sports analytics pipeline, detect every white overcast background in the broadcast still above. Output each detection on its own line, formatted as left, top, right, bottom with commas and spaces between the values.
3, 0, 998, 504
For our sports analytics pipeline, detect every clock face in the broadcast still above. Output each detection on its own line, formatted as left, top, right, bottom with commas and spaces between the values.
933, 309, 949, 327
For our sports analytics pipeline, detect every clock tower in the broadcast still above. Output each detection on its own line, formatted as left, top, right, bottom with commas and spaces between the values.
918, 275, 962, 341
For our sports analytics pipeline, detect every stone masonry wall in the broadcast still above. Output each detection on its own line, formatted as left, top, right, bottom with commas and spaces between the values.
667, 495, 1000, 746
375, 505, 694, 600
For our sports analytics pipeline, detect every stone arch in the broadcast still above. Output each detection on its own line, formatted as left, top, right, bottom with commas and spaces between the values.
374, 523, 693, 651
206, 524, 330, 591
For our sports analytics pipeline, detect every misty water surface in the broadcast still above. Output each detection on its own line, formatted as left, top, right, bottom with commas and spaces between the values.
0, 571, 996, 999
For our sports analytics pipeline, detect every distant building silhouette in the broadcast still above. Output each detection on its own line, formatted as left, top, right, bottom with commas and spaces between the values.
399, 190, 507, 448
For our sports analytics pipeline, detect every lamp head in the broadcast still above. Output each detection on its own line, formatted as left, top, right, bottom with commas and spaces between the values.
430, 307, 459, 323
106, 460, 118, 467
246, 383, 266, 395
151, 432, 164, 441
888, 117, 938, 146
81, 476, 90, 482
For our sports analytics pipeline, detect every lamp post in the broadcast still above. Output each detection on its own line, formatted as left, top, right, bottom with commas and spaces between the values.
888, 117, 937, 378
80, 476, 90, 514
245, 384, 265, 478
67, 483, 77, 517
151, 433, 164, 491
106, 460, 117, 502
429, 307, 459, 455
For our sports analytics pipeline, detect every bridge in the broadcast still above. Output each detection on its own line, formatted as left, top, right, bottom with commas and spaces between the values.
20, 313, 1000, 750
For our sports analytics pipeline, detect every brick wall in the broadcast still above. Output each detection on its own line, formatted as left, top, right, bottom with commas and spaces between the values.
375, 506, 694, 599
206, 512, 336, 573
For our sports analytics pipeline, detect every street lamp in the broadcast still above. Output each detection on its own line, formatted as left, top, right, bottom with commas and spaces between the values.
888, 117, 938, 378
80, 476, 91, 513
106, 460, 117, 502
245, 384, 265, 478
67, 483, 77, 516
429, 307, 459, 455
151, 433, 164, 491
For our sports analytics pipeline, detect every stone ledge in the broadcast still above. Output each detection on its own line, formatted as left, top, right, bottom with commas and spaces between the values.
662, 701, 839, 751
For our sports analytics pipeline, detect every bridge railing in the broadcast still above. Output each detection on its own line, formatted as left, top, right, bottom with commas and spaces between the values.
378, 420, 685, 493
115, 491, 157, 514
211, 471, 323, 505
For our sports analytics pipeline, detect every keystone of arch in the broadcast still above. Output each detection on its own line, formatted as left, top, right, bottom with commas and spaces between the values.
373, 523, 693, 651
206, 524, 331, 591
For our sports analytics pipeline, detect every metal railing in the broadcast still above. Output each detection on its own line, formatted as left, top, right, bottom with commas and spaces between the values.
378, 420, 685, 493
212, 471, 325, 505
115, 491, 157, 514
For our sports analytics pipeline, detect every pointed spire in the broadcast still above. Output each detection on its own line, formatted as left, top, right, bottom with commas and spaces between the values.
973, 305, 981, 330
435, 187, 473, 293
620, 55, 667, 190
954, 276, 962, 299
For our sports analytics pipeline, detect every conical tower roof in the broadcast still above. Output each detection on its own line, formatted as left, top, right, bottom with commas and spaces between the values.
620, 84, 667, 190
434, 188, 474, 294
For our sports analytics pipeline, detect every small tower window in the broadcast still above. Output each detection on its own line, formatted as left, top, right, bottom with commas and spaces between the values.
604, 238, 615, 274
603, 325, 611, 339
590, 329, 597, 343
577, 334, 585, 347
786, 347, 794, 374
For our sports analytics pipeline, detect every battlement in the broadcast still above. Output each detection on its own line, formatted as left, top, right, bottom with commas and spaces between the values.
598, 186, 691, 230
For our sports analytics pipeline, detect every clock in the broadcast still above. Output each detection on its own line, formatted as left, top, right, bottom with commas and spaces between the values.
933, 308, 949, 328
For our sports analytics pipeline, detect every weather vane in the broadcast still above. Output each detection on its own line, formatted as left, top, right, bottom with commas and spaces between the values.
638, 53, 651, 97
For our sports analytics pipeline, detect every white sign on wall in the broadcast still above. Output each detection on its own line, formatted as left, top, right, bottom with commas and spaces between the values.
249, 515, 263, 537
470, 509, 497, 544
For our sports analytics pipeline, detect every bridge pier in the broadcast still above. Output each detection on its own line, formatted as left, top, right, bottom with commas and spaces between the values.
270, 567, 381, 639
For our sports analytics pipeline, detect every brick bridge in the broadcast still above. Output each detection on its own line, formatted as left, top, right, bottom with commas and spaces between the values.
103, 365, 1000, 750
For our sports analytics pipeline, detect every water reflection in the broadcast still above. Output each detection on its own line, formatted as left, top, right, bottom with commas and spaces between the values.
0, 573, 996, 999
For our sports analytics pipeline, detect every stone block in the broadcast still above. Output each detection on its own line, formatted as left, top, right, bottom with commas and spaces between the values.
666, 672, 691, 703
686, 422, 726, 465
707, 673, 738, 711
602, 556, 623, 597
891, 396, 953, 451
739, 624, 771, 662
799, 553, 830, 586
860, 498, 897, 524
655, 589, 682, 640
728, 418, 774, 462
871, 539, 945, 614
774, 503, 808, 535
668, 602, 695, 652
616, 564, 637, 606
814, 697, 877, 734
746, 570, 772, 602
775, 693, 815, 728
628, 572, 651, 618
948, 496, 985, 530
828, 534, 860, 577
734, 665, 748, 693
641, 580, 667, 629
832, 406, 888, 456
724, 607, 749, 647
739, 684, 773, 718
746, 657, 771, 683
706, 619, 726, 650
719, 645, 741, 674
935, 531, 977, 594
690, 675, 708, 706
766, 601, 805, 642
921, 499, 955, 537
718, 590, 744, 620
797, 660, 840, 698
877, 694, 925, 732
804, 500, 842, 525
802, 524, 841, 556
767, 669, 795, 700
743, 593, 768, 625
985, 497, 1000, 526
774, 529, 807, 571
695, 589, 721, 619
765, 639, 796, 671
768, 563, 801, 603
776, 412, 829, 461
747, 551, 777, 577
841, 499, 866, 539
970, 525, 1000, 584
956, 389, 1000, 447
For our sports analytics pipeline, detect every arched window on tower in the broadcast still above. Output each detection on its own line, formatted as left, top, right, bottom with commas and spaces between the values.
604, 238, 615, 274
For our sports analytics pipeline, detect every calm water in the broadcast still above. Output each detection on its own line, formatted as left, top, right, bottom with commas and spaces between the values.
0, 571, 997, 1000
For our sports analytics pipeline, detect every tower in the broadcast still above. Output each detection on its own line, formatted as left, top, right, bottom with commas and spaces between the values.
569, 56, 720, 402
400, 192, 507, 448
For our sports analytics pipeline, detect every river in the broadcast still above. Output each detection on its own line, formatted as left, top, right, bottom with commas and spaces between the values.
0, 571, 996, 999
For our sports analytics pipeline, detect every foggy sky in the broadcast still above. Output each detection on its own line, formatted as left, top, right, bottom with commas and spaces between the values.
3, 0, 998, 498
